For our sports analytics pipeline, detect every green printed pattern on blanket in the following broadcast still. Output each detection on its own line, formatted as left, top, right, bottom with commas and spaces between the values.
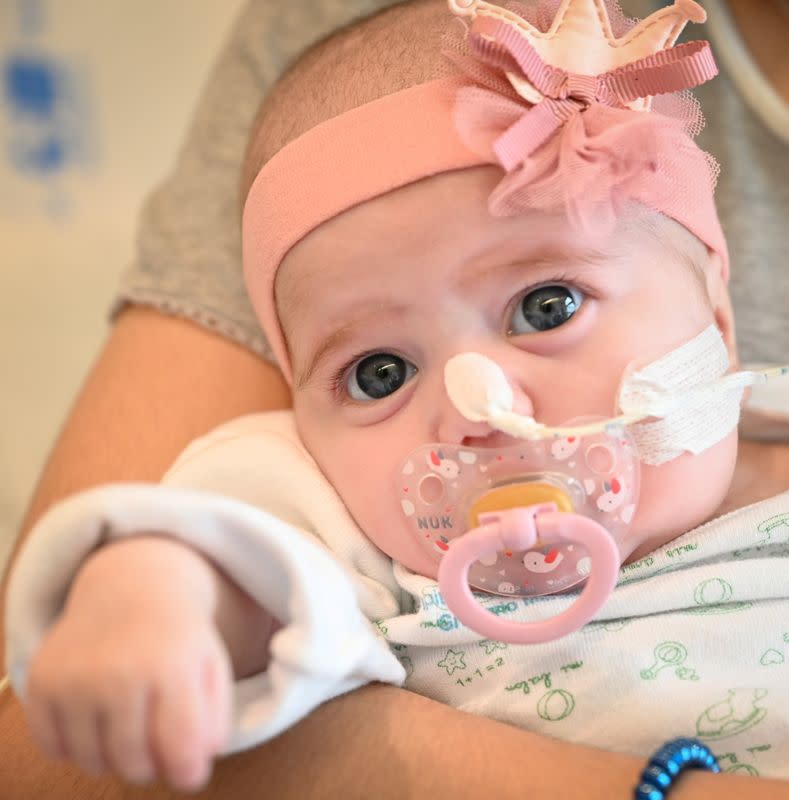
376, 494, 789, 780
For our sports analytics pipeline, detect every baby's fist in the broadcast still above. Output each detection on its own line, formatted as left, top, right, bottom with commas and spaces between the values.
23, 536, 234, 791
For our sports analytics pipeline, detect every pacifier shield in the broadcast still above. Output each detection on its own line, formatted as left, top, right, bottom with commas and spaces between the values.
399, 421, 639, 597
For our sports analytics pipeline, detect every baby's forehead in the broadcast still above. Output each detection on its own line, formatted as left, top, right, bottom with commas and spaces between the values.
628, 210, 710, 287
275, 172, 707, 325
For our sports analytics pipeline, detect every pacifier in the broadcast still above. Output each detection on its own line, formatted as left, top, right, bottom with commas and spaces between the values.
399, 352, 641, 643
400, 425, 639, 642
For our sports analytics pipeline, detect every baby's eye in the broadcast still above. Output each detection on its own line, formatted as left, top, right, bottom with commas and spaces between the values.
508, 284, 583, 334
346, 353, 418, 401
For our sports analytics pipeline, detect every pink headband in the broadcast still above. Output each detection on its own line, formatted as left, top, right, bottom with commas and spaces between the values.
243, 0, 728, 384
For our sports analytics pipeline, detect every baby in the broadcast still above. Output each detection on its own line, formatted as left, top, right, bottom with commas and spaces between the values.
5, 0, 789, 791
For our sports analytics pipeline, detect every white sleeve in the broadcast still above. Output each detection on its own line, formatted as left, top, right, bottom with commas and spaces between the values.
4, 419, 405, 752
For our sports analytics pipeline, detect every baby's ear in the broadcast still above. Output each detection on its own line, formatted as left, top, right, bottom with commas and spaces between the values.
705, 250, 739, 370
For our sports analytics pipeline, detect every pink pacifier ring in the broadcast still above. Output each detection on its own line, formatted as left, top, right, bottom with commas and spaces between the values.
437, 503, 619, 643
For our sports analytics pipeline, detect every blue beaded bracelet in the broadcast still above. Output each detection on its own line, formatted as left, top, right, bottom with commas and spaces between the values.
634, 738, 720, 799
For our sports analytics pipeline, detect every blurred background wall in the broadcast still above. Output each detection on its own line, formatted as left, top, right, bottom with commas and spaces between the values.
0, 0, 245, 569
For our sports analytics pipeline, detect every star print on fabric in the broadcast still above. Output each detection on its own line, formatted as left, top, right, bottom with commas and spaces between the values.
479, 639, 508, 655
438, 649, 468, 675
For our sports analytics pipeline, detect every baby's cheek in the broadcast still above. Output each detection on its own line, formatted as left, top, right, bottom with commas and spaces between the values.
330, 464, 441, 575
296, 408, 442, 574
340, 474, 383, 529
626, 429, 738, 562
313, 445, 390, 530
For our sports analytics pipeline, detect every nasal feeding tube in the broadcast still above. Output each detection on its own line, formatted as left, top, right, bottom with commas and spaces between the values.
401, 344, 789, 644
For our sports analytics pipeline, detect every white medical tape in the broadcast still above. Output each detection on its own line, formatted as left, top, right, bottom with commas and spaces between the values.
444, 326, 787, 464
619, 326, 737, 465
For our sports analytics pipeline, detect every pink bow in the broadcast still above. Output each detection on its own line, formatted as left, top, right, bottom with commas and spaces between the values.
445, 16, 719, 230
465, 16, 718, 170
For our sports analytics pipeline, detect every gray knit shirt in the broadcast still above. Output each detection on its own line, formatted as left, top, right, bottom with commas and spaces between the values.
114, 0, 788, 365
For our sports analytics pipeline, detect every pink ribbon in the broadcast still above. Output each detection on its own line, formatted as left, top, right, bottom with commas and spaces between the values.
465, 16, 718, 171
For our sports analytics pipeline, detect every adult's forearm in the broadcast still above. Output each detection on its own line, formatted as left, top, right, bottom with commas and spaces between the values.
2, 683, 785, 799
213, 685, 787, 800
16, 306, 289, 518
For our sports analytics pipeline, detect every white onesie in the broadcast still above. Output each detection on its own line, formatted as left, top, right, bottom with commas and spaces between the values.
6, 411, 789, 779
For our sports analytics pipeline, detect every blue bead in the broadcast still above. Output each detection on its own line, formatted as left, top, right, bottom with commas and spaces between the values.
687, 742, 703, 761
676, 745, 692, 764
634, 782, 664, 800
641, 765, 671, 789
650, 754, 681, 775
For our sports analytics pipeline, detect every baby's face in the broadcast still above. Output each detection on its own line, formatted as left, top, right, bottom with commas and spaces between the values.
277, 166, 737, 576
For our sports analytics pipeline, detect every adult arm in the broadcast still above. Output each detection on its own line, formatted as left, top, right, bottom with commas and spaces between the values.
2, 680, 786, 799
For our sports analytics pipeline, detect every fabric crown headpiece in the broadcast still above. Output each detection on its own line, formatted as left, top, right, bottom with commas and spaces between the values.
243, 0, 727, 383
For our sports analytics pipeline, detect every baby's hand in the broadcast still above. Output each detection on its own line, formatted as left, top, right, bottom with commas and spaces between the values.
23, 536, 233, 791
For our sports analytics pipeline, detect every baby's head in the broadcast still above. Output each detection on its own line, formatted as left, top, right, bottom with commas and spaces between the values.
242, 0, 738, 579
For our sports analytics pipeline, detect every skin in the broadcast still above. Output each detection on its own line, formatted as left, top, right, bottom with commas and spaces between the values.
281, 166, 739, 572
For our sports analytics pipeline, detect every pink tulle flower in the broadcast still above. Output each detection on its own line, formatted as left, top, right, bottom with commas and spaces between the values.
445, 11, 718, 232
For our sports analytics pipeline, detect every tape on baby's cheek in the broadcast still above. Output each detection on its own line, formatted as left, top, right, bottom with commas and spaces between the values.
618, 326, 741, 466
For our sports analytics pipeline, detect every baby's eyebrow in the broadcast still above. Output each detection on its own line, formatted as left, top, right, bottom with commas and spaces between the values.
295, 302, 409, 390
464, 243, 612, 283
295, 323, 357, 390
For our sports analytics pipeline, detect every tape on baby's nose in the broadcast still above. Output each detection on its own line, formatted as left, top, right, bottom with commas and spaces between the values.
444, 352, 551, 439
444, 352, 633, 441
445, 352, 514, 422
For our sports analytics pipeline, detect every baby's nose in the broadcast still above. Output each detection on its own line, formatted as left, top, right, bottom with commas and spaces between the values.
436, 407, 494, 445
437, 352, 535, 445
